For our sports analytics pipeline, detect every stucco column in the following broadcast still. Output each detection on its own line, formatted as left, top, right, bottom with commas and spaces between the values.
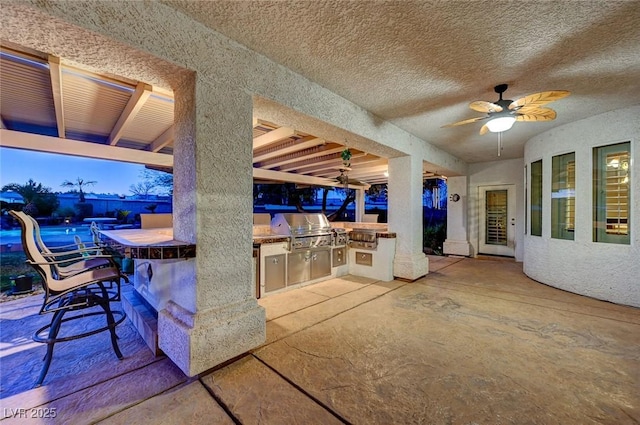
388, 155, 429, 280
355, 188, 365, 222
443, 175, 472, 256
159, 75, 266, 376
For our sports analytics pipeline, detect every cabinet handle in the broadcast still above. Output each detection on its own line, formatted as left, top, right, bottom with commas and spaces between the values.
272, 258, 278, 264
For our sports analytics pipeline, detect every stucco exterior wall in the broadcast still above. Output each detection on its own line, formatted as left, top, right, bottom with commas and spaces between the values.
524, 105, 639, 307
468, 158, 525, 261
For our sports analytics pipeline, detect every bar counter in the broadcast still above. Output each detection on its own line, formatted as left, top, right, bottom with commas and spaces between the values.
99, 228, 196, 259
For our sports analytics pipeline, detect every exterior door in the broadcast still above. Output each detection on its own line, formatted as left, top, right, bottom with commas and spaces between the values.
478, 185, 516, 256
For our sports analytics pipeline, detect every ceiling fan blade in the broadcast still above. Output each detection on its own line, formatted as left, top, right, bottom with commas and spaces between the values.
515, 108, 557, 121
441, 116, 488, 128
509, 90, 570, 110
469, 101, 503, 113
479, 124, 490, 135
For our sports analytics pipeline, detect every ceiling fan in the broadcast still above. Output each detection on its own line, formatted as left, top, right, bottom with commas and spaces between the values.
442, 84, 570, 134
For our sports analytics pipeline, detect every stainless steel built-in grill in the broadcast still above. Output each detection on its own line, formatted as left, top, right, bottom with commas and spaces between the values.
270, 213, 333, 250
270, 213, 333, 286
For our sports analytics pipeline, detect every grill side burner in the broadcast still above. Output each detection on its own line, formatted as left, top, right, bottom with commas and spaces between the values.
332, 228, 348, 247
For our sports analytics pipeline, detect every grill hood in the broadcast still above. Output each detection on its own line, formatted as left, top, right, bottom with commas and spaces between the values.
270, 213, 331, 236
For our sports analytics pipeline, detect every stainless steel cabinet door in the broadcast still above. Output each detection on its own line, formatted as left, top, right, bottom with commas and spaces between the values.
288, 251, 310, 285
264, 254, 286, 292
310, 249, 331, 280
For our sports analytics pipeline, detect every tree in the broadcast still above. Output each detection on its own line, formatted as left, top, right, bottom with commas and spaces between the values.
366, 184, 387, 202
253, 182, 356, 221
61, 177, 97, 202
315, 187, 356, 221
129, 181, 156, 198
144, 204, 158, 213
130, 169, 173, 197
1, 179, 59, 217
152, 171, 173, 196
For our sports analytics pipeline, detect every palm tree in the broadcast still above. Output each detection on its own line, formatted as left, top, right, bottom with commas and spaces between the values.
1, 179, 57, 216
61, 178, 97, 202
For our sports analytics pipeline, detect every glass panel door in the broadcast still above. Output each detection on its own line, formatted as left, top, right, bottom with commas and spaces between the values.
479, 185, 516, 257
486, 190, 508, 245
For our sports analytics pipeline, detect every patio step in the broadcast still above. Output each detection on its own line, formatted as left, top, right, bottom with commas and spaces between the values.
121, 284, 163, 356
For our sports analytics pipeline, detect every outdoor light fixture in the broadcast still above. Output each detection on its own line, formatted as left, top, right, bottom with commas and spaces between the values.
486, 116, 516, 133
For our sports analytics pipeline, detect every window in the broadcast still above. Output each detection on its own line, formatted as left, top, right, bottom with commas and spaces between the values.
551, 153, 575, 240
594, 142, 631, 244
530, 159, 543, 236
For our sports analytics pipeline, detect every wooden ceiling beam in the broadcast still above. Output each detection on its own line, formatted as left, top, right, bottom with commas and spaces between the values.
48, 55, 65, 139
279, 152, 340, 172
260, 145, 345, 170
312, 159, 389, 177
300, 154, 377, 176
253, 126, 297, 149
285, 153, 372, 175
148, 125, 174, 152
253, 137, 326, 164
253, 167, 369, 190
109, 82, 152, 146
316, 167, 390, 180
0, 129, 172, 167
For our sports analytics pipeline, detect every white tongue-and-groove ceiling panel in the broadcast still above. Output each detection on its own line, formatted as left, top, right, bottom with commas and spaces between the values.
62, 70, 133, 137
0, 51, 55, 129
1, 46, 395, 186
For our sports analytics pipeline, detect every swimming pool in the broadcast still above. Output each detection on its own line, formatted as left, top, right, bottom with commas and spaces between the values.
0, 226, 96, 246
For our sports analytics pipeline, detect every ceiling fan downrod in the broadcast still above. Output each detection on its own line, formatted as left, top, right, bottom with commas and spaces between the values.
494, 84, 509, 101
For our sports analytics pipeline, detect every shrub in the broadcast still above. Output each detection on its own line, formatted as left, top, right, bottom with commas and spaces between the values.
424, 223, 447, 255
74, 203, 94, 220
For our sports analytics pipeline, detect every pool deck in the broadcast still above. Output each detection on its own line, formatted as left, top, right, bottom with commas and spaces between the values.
1, 255, 638, 424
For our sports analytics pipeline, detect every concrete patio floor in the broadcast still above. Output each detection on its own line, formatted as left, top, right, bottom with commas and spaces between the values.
1, 255, 638, 424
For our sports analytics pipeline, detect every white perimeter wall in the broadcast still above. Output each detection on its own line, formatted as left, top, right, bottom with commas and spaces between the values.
468, 158, 525, 261
524, 105, 640, 307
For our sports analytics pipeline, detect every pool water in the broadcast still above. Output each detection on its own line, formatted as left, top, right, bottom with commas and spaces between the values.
0, 226, 96, 246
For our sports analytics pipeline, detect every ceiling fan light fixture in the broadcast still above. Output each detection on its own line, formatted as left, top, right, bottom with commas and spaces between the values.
486, 116, 516, 133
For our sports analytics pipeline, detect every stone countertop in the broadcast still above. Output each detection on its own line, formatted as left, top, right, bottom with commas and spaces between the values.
100, 228, 179, 246
374, 231, 396, 238
99, 228, 196, 259
253, 235, 290, 245
332, 223, 396, 238
251, 223, 396, 244
331, 221, 389, 231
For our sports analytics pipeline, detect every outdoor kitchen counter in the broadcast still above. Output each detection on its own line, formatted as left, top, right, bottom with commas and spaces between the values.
99, 227, 197, 352
99, 228, 196, 259
252, 235, 290, 245
330, 222, 396, 239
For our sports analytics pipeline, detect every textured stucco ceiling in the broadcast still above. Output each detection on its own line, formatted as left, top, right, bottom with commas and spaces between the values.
162, 0, 640, 164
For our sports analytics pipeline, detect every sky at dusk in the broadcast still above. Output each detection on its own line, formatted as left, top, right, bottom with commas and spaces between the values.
0, 147, 148, 195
